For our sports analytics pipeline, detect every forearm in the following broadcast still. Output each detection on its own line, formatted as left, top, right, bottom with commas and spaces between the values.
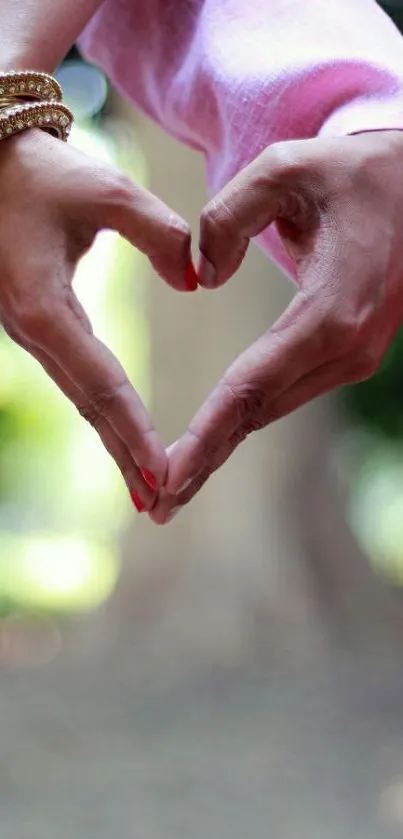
0, 0, 104, 72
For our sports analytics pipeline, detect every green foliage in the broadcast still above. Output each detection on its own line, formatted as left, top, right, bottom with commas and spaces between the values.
0, 120, 150, 618
342, 329, 403, 438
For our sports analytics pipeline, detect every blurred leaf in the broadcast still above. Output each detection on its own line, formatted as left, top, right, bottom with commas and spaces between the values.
342, 327, 403, 438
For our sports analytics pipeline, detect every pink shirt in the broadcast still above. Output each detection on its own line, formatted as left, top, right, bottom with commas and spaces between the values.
80, 0, 403, 277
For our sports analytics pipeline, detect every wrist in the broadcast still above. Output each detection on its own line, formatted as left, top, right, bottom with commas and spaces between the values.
0, 47, 64, 75
0, 70, 73, 145
0, 49, 59, 76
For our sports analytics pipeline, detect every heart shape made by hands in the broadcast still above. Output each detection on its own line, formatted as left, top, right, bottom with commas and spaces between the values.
1, 129, 401, 526
148, 130, 403, 523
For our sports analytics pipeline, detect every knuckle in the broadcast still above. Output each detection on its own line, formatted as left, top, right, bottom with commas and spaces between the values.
77, 381, 127, 427
346, 346, 380, 383
188, 427, 220, 463
168, 213, 191, 242
77, 400, 101, 428
267, 141, 306, 183
267, 141, 331, 204
200, 197, 235, 239
230, 422, 256, 447
222, 379, 267, 425
240, 415, 265, 437
167, 213, 191, 255
103, 168, 133, 205
315, 303, 380, 378
313, 302, 356, 355
200, 202, 219, 234
267, 141, 294, 173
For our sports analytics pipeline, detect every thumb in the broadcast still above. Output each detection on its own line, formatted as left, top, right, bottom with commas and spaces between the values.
197, 140, 318, 289
67, 155, 197, 292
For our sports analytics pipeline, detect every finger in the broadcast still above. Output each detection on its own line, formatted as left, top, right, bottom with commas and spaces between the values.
152, 357, 347, 524
250, 359, 348, 425
198, 143, 297, 288
149, 441, 237, 525
107, 183, 197, 293
151, 399, 270, 524
26, 290, 168, 489
73, 159, 197, 292
165, 289, 332, 495
29, 345, 157, 511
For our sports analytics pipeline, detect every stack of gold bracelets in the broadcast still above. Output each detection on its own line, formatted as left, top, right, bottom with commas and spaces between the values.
0, 70, 73, 143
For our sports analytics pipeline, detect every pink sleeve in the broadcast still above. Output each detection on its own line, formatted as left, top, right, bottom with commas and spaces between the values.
287, 0, 403, 140
79, 0, 403, 276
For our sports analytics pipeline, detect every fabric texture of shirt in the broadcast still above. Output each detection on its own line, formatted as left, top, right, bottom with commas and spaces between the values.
79, 0, 403, 277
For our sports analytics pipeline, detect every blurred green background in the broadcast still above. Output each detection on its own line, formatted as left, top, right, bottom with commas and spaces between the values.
0, 53, 151, 620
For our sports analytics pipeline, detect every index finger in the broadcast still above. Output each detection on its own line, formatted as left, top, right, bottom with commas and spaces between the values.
47, 138, 198, 293
198, 138, 329, 289
100, 178, 198, 293
75, 162, 197, 291
198, 144, 289, 288
32, 293, 168, 487
165, 290, 331, 494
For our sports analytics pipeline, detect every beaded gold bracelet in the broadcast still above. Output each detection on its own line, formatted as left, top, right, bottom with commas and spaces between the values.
0, 70, 73, 143
0, 71, 62, 102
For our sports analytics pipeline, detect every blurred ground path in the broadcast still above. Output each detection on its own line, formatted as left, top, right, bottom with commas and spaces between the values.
2, 646, 403, 839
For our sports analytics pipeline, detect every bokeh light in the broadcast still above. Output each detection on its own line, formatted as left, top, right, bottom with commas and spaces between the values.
0, 113, 150, 618
0, 534, 118, 612
347, 438, 403, 586
56, 60, 108, 119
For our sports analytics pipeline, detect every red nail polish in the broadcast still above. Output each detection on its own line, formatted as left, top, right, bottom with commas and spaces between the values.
141, 469, 158, 491
130, 490, 145, 513
185, 261, 198, 292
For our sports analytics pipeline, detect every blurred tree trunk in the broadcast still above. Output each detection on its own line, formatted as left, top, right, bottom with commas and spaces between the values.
289, 399, 403, 651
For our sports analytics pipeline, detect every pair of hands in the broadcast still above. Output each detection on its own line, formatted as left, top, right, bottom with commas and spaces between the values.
1, 128, 403, 523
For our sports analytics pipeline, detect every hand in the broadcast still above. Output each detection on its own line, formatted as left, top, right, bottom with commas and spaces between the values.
0, 128, 195, 510
150, 129, 403, 522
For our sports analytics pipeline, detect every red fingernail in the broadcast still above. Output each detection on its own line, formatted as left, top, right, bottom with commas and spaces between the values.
185, 261, 198, 292
141, 469, 158, 491
130, 490, 145, 513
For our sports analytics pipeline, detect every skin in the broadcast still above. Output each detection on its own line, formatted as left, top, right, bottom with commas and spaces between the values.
3, 2, 403, 521
0, 0, 193, 510
0, 129, 193, 506
152, 129, 403, 522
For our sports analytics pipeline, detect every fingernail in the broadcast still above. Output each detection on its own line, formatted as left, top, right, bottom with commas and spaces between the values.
130, 490, 145, 513
165, 506, 182, 523
176, 477, 192, 494
185, 261, 198, 292
198, 253, 216, 288
141, 469, 158, 491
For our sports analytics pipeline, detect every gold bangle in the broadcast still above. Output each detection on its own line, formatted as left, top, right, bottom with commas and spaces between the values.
0, 70, 73, 142
0, 101, 73, 142
0, 71, 62, 103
